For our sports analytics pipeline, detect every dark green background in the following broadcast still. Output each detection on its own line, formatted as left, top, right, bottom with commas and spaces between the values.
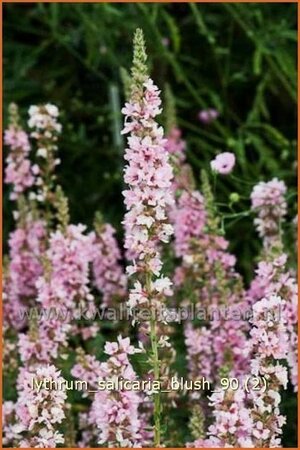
3, 3, 297, 446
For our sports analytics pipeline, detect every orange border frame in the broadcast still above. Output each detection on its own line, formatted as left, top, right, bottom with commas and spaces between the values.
1, 0, 298, 3
0, 1, 298, 450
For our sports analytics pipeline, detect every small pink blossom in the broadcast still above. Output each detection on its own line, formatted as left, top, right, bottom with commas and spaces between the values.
198, 108, 219, 124
210, 152, 235, 174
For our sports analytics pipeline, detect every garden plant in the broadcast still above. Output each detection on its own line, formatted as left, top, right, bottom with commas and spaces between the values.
3, 3, 297, 448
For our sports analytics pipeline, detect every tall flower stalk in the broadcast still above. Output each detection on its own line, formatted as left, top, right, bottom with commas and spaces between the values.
250, 179, 298, 390
122, 29, 174, 447
4, 103, 37, 202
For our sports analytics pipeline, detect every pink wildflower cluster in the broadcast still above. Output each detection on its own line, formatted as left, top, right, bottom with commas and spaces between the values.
3, 99, 143, 447
72, 336, 148, 447
4, 124, 38, 200
121, 30, 176, 446
165, 127, 196, 194
164, 118, 194, 195
166, 108, 248, 403
165, 127, 186, 162
189, 294, 289, 448
28, 104, 61, 133
3, 29, 297, 449
27, 103, 62, 203
122, 79, 174, 282
4, 103, 40, 202
188, 389, 254, 448
248, 255, 298, 390
91, 223, 127, 306
3, 365, 66, 448
4, 218, 46, 329
36, 224, 94, 311
71, 351, 102, 392
71, 351, 104, 446
91, 337, 146, 447
171, 190, 206, 258
249, 178, 297, 391
184, 271, 249, 385
251, 178, 287, 246
172, 180, 249, 383
18, 224, 95, 365
2, 401, 24, 447
249, 294, 289, 447
190, 178, 296, 448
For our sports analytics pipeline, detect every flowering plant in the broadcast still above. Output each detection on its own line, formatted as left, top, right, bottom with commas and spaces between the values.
3, 28, 297, 449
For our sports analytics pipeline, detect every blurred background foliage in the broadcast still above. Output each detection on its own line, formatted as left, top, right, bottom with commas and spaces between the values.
3, 3, 297, 445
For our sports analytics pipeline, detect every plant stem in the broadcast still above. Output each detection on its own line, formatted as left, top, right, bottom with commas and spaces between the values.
146, 272, 161, 447
150, 312, 161, 447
